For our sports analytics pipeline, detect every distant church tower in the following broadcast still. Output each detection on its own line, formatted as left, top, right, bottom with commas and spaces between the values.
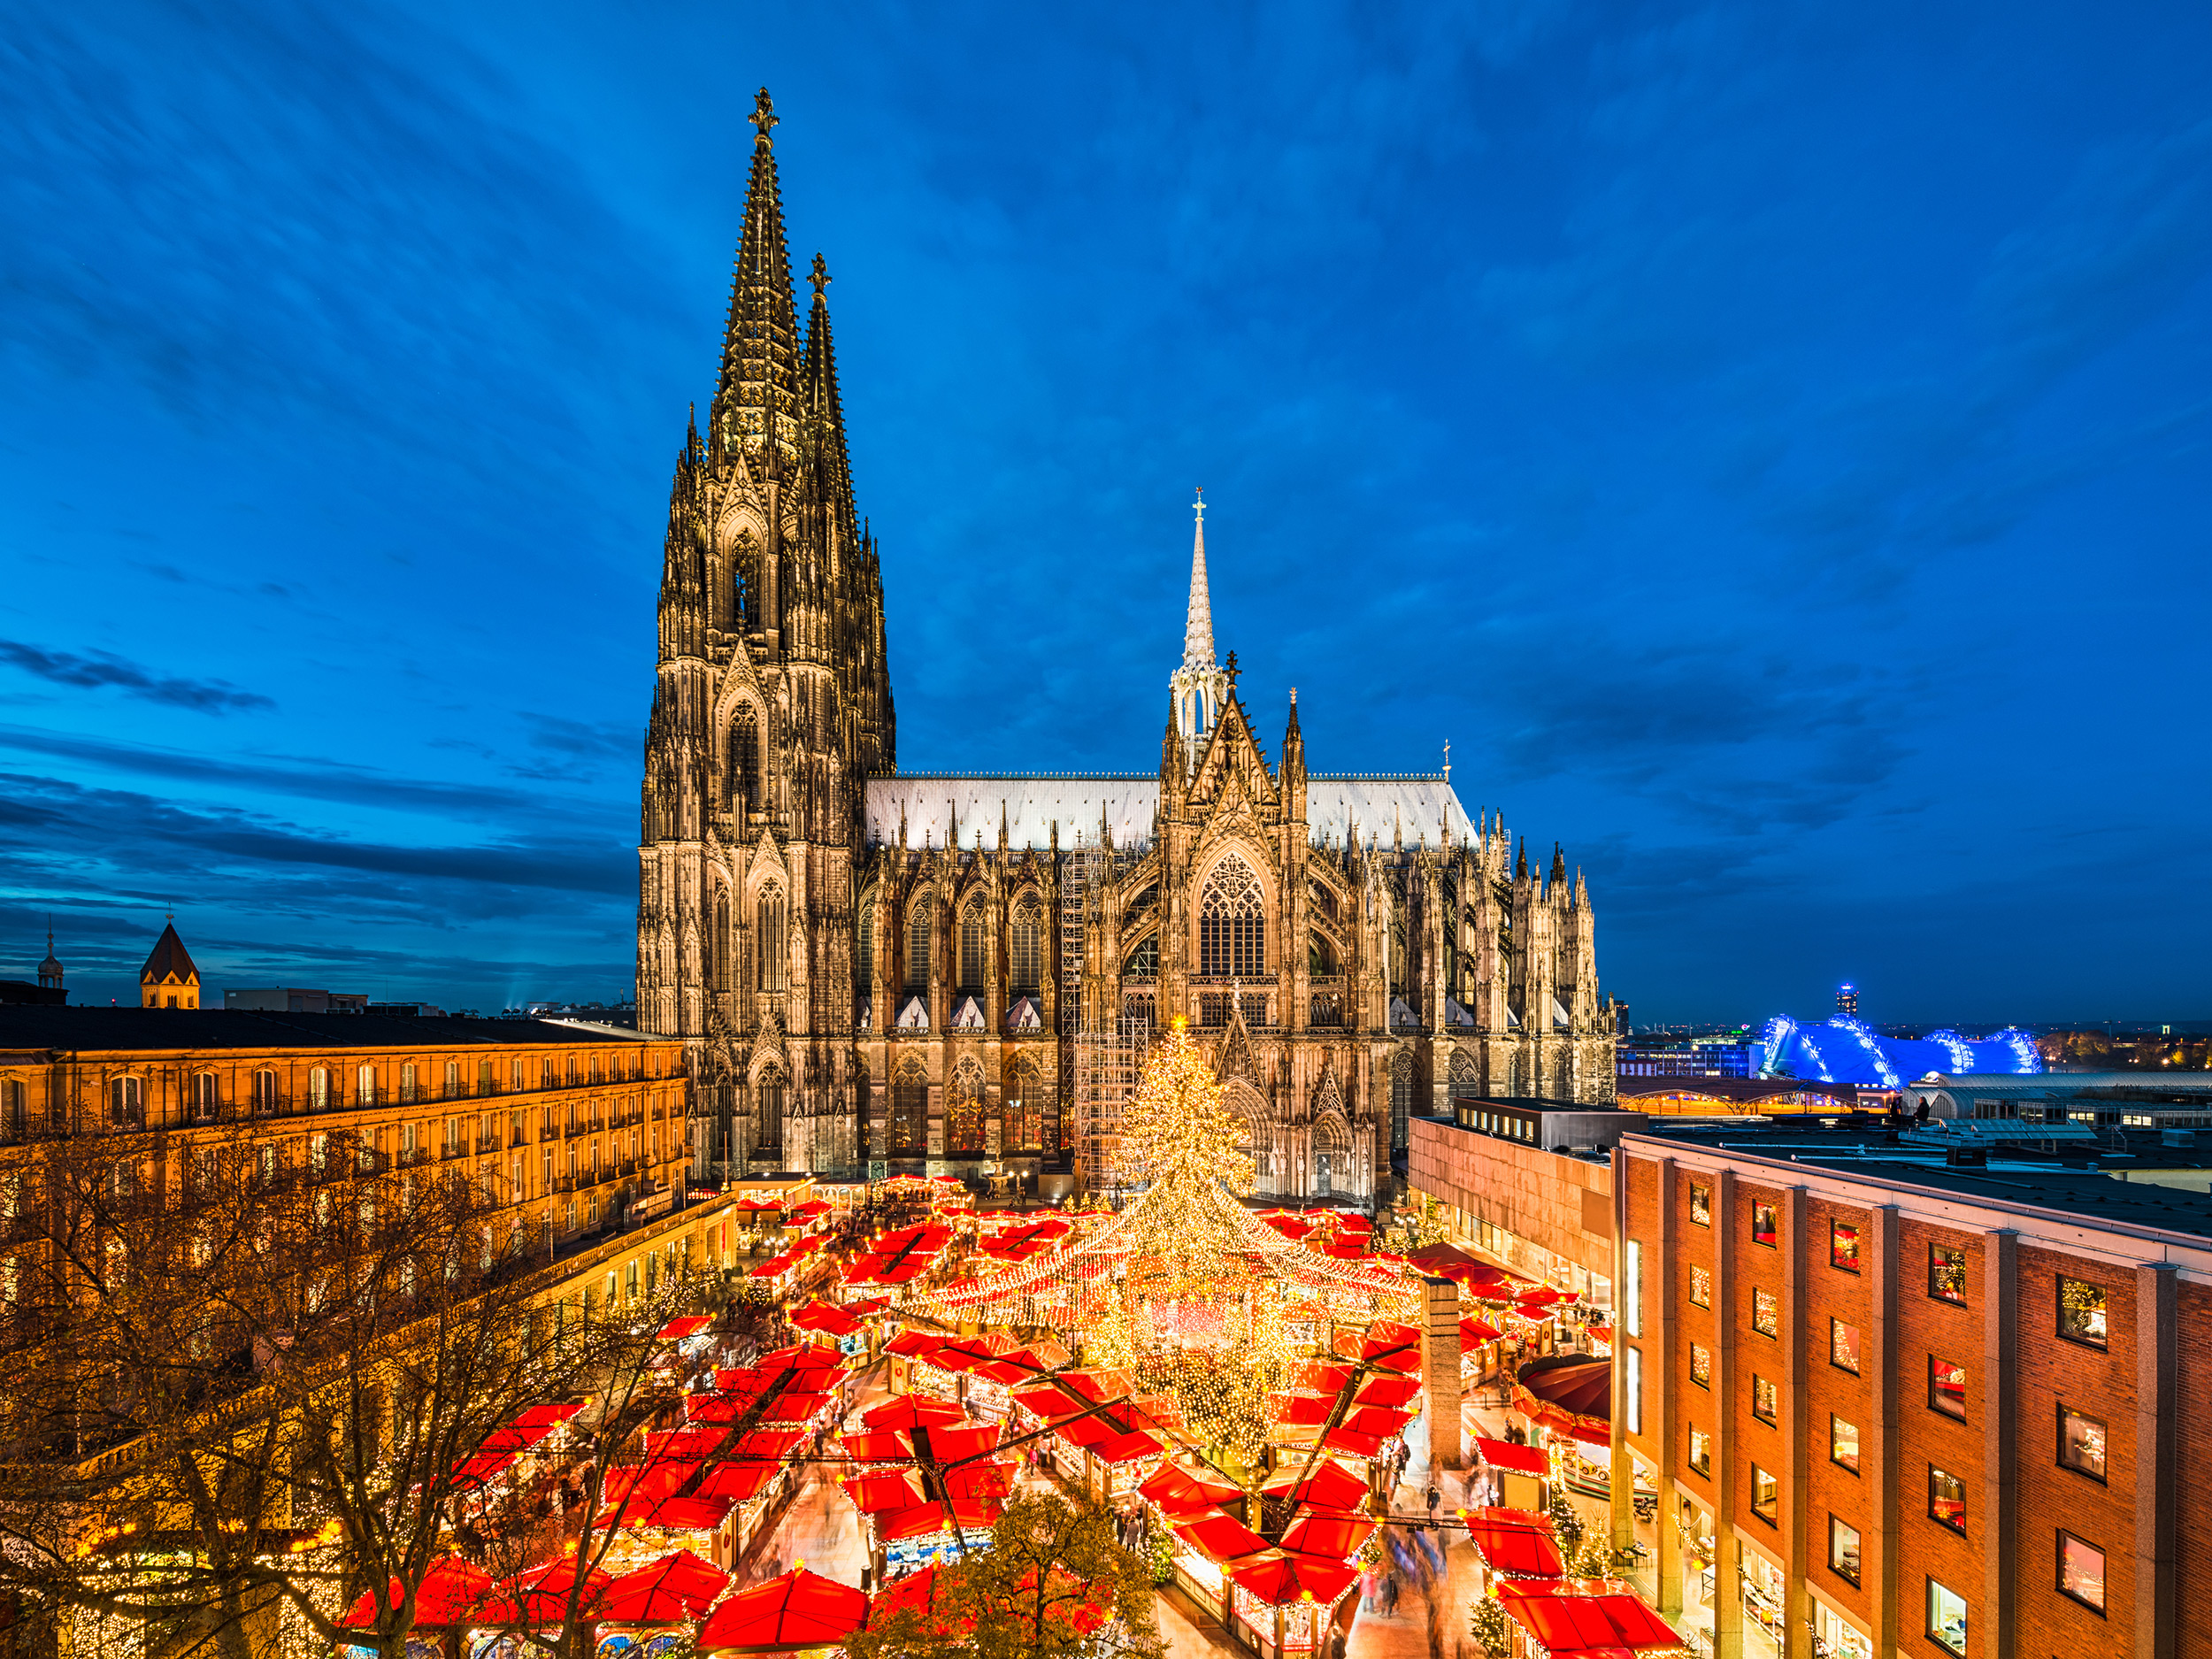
36, 923, 62, 993
140, 918, 200, 1010
636, 89, 893, 1176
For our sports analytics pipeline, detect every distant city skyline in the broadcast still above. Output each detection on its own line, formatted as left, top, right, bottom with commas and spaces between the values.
4, 2, 2210, 1022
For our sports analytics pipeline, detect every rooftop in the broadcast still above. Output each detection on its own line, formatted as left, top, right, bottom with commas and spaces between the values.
1628, 1116, 2212, 1242
0, 1007, 672, 1055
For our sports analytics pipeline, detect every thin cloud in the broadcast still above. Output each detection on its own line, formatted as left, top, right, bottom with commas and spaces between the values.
0, 641, 275, 714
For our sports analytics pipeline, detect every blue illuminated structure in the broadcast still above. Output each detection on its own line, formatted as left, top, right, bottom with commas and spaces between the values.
1755, 1014, 2041, 1087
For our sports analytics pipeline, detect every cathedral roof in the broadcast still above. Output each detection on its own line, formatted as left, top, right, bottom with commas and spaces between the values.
863, 773, 1471, 852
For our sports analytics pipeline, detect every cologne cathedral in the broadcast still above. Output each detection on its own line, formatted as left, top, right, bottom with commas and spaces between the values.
637, 93, 1618, 1202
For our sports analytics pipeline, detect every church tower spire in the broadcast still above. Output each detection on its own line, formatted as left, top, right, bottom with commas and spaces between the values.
712, 89, 804, 464
1167, 489, 1233, 767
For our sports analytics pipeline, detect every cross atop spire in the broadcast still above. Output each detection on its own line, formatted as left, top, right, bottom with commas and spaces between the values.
750, 88, 779, 144
809, 252, 831, 297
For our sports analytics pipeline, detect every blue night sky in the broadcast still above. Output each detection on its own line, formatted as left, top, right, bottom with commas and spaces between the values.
4, 2, 2209, 1024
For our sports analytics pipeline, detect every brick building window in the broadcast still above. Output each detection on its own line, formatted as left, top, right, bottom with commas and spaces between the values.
2057, 1532, 2106, 1615
1831, 1318, 1861, 1373
2058, 1277, 2108, 1348
1830, 1221, 1859, 1271
1752, 1288, 1778, 1337
1930, 1356, 1966, 1420
1750, 1464, 1778, 1524
1926, 1580, 1967, 1656
1829, 1517, 1861, 1585
1689, 1182, 1710, 1226
1929, 1244, 1967, 1305
1752, 1375, 1777, 1425
1831, 1415, 1859, 1473
1689, 1266, 1710, 1308
1928, 1466, 1966, 1532
1690, 1343, 1711, 1388
2058, 1405, 2107, 1481
1751, 1201, 1777, 1247
1687, 1427, 1710, 1477
1624, 1347, 1642, 1434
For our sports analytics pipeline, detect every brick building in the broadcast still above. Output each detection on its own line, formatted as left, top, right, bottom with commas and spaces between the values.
1610, 1118, 2211, 1659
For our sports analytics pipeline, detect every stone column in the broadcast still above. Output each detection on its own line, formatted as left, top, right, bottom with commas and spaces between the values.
1423, 1275, 1464, 1471
2135, 1261, 2178, 1659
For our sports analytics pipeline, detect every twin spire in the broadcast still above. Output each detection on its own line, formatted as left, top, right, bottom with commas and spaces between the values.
1182, 488, 1216, 671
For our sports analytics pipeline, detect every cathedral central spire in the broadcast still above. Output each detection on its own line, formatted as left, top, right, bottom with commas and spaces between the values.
1182, 488, 1215, 671
1167, 489, 1232, 764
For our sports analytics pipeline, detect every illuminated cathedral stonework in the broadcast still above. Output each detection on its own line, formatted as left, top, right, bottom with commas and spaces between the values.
637, 95, 1618, 1202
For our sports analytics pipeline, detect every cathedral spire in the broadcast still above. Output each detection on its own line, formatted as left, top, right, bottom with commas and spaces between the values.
1182, 488, 1215, 672
803, 251, 856, 547
713, 88, 804, 461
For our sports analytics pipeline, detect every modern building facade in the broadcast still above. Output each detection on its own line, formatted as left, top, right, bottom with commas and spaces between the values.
1610, 1118, 2212, 1659
635, 91, 1619, 1199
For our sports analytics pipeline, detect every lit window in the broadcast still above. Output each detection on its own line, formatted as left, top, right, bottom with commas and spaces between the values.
1930, 1357, 1966, 1420
1929, 1466, 1966, 1533
1831, 1415, 1859, 1474
1689, 1183, 1710, 1227
1752, 1374, 1777, 1425
1752, 1288, 1778, 1337
1831, 1221, 1859, 1271
2058, 1277, 2108, 1348
2058, 1405, 2107, 1481
1689, 1265, 1710, 1308
1926, 1580, 1967, 1656
1690, 1342, 1711, 1388
1832, 1318, 1861, 1374
1829, 1516, 1861, 1586
1687, 1427, 1710, 1476
1750, 1464, 1778, 1524
1624, 1240, 1642, 1337
1929, 1244, 1967, 1305
2057, 1532, 2106, 1614
1624, 1347, 1642, 1435
1752, 1202, 1777, 1247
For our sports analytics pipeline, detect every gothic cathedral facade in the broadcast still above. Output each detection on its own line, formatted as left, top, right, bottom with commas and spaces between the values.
637, 95, 1618, 1204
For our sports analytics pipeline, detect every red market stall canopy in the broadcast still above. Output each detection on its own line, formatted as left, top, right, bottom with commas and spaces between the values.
695, 1461, 778, 1504
1475, 1439, 1550, 1478
1174, 1513, 1271, 1563
863, 1396, 967, 1432
339, 1559, 491, 1630
1333, 1322, 1422, 1375
603, 1462, 695, 1506
840, 1470, 928, 1515
480, 1421, 557, 1455
877, 1499, 1006, 1541
1278, 1509, 1377, 1560
1258, 1459, 1368, 1513
644, 1426, 728, 1463
1141, 1462, 1245, 1519
845, 1223, 953, 1286
697, 1568, 871, 1654
787, 1301, 865, 1337
1494, 1582, 1686, 1653
758, 1392, 834, 1426
511, 1401, 588, 1428
785, 1200, 830, 1224
1460, 1315, 1504, 1345
659, 1315, 714, 1340
1463, 1509, 1567, 1578
597, 1550, 730, 1624
1230, 1552, 1359, 1608
480, 1559, 613, 1625
1354, 1375, 1423, 1409
1515, 1356, 1611, 1447
750, 1234, 827, 1279
450, 1451, 516, 1490
600, 1494, 737, 1534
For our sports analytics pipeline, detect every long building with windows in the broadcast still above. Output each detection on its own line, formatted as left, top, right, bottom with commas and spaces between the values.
0, 1006, 692, 1253
1609, 1117, 2212, 1659
635, 91, 1620, 1201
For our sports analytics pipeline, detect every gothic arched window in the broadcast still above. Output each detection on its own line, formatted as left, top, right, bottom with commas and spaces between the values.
959, 900, 987, 992
712, 893, 730, 993
856, 899, 875, 991
1124, 933, 1158, 981
1390, 1050, 1413, 1156
891, 1063, 928, 1155
1199, 856, 1264, 979
1309, 931, 1337, 975
949, 1060, 985, 1155
1010, 894, 1042, 995
756, 1071, 784, 1156
757, 887, 787, 993
1009, 1055, 1041, 1152
906, 894, 933, 991
728, 707, 759, 817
